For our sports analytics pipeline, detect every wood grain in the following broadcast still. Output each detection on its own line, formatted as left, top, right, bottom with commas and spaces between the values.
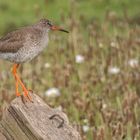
0, 93, 81, 140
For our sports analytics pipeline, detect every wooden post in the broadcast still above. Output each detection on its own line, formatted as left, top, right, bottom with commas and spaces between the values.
0, 93, 81, 140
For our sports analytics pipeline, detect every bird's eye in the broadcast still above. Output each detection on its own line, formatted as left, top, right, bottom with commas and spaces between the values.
47, 21, 52, 26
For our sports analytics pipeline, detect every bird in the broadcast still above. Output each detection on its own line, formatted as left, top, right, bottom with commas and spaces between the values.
0, 18, 69, 101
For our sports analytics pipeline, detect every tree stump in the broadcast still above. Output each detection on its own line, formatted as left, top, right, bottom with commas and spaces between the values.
0, 93, 81, 140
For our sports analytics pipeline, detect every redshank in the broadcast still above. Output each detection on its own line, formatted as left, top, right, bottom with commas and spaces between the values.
0, 19, 68, 101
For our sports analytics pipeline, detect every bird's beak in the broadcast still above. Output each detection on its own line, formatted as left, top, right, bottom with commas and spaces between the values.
50, 25, 69, 33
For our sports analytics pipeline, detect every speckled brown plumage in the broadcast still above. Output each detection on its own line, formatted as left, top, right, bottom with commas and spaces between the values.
0, 27, 43, 53
0, 19, 50, 63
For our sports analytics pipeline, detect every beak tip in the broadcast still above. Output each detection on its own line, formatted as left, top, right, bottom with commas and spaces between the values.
59, 29, 69, 33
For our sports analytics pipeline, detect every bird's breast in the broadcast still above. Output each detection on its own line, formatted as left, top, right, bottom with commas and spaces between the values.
5, 35, 49, 63
20, 35, 49, 62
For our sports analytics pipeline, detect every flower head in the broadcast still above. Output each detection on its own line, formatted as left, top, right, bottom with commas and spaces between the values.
108, 66, 120, 75
82, 125, 89, 133
75, 54, 85, 64
45, 88, 60, 97
128, 59, 139, 68
44, 62, 51, 69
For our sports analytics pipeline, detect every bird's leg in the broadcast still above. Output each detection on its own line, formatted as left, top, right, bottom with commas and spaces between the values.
12, 64, 20, 97
15, 74, 32, 101
15, 80, 20, 96
12, 64, 32, 101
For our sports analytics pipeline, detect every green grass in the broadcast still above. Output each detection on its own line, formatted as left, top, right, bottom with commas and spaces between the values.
0, 0, 140, 33
0, 0, 140, 139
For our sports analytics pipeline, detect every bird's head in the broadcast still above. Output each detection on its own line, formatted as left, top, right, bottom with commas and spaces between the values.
38, 19, 69, 33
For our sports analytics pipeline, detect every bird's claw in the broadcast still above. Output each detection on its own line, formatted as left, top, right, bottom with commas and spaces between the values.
16, 92, 21, 97
28, 89, 33, 93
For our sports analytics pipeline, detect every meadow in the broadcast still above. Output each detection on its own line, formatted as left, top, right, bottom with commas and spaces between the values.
0, 0, 140, 139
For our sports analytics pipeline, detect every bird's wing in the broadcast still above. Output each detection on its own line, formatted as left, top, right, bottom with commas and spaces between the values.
0, 27, 43, 53
0, 29, 26, 53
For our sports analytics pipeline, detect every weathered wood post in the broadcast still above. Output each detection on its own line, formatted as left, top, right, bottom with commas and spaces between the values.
0, 93, 81, 140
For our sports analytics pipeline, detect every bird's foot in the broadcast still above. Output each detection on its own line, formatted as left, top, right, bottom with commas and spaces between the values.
22, 87, 33, 102
28, 89, 33, 93
16, 88, 33, 103
16, 92, 21, 97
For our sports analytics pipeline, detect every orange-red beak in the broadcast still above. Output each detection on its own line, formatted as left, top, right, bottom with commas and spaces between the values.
50, 25, 69, 33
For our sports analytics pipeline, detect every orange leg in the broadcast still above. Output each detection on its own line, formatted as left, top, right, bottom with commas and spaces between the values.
15, 80, 20, 96
12, 64, 20, 97
12, 64, 32, 101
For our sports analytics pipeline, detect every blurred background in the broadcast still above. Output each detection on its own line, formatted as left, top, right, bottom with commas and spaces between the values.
0, 0, 140, 139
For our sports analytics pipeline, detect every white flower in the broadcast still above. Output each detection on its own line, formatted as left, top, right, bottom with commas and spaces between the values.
82, 125, 89, 133
83, 119, 88, 123
99, 42, 103, 48
128, 59, 138, 68
44, 62, 51, 68
45, 88, 60, 97
102, 103, 107, 109
75, 54, 85, 63
108, 66, 120, 75
110, 41, 118, 48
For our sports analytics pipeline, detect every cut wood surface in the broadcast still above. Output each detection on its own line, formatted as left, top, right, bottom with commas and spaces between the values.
0, 93, 81, 140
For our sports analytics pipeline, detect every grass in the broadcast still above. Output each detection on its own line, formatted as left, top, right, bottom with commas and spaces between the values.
0, 0, 140, 139
0, 0, 140, 32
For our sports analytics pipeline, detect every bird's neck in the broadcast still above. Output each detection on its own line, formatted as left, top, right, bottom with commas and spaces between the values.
33, 24, 50, 32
